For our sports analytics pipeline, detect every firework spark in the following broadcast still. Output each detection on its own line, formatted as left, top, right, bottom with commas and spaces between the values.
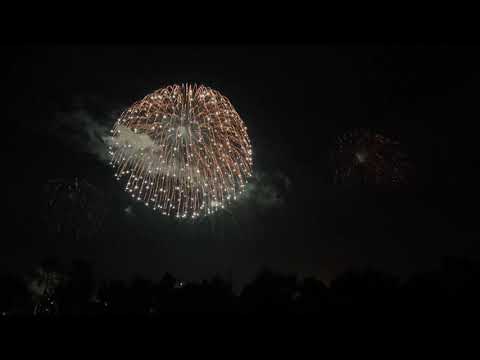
108, 84, 253, 219
333, 129, 410, 185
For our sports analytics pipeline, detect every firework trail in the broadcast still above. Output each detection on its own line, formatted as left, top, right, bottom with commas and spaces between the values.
108, 84, 253, 219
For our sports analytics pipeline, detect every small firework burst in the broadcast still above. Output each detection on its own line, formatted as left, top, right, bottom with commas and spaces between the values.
108, 84, 253, 219
333, 129, 410, 186
43, 177, 106, 240
27, 266, 65, 316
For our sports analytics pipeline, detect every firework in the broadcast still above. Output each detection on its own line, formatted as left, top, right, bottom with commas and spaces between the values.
43, 177, 106, 240
108, 84, 253, 219
27, 266, 64, 316
333, 129, 410, 185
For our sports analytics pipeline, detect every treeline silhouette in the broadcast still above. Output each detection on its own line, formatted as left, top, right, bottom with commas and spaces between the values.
1, 256, 479, 316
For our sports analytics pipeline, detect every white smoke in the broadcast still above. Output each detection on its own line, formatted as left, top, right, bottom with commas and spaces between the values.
105, 124, 205, 179
103, 125, 158, 153
238, 170, 291, 209
47, 105, 113, 163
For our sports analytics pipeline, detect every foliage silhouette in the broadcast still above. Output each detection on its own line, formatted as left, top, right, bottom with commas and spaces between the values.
1, 256, 479, 315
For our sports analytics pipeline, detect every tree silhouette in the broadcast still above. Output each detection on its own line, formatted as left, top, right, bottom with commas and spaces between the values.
240, 268, 297, 312
3, 256, 479, 315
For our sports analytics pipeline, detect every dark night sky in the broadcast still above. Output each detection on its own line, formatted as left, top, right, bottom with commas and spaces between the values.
3, 44, 480, 288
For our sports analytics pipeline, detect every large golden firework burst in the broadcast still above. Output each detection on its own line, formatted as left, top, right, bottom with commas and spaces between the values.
108, 84, 253, 219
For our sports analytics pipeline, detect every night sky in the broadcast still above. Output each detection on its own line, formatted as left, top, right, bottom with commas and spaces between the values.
3, 44, 480, 289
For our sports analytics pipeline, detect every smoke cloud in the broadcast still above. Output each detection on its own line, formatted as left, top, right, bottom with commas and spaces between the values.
238, 170, 291, 210
40, 97, 119, 163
